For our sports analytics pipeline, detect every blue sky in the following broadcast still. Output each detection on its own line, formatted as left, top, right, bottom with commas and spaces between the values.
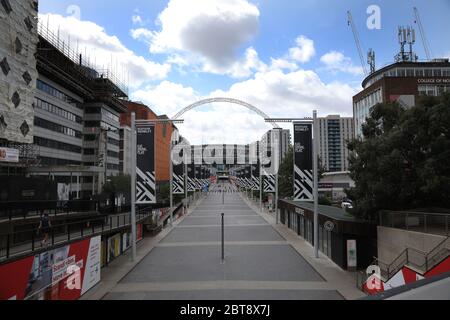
38, 0, 450, 144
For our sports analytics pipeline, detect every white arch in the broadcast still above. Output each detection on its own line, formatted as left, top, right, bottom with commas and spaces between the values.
173, 97, 280, 128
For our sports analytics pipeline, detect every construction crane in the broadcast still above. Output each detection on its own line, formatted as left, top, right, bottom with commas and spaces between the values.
413, 7, 432, 61
347, 11, 368, 76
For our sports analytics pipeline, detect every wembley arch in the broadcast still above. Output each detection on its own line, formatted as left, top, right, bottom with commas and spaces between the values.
172, 97, 280, 129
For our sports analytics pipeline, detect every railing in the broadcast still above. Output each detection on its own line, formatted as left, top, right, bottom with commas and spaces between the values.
0, 200, 99, 221
0, 200, 132, 221
0, 210, 152, 262
362, 236, 450, 290
379, 210, 450, 236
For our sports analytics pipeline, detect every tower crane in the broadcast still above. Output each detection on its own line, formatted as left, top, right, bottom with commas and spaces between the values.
347, 11, 369, 76
413, 7, 432, 61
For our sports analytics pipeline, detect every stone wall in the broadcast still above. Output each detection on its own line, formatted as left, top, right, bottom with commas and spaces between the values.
0, 0, 38, 144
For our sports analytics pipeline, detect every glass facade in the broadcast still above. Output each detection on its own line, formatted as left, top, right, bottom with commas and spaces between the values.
34, 117, 82, 138
364, 67, 450, 88
354, 88, 383, 137
37, 79, 82, 108
418, 85, 450, 96
34, 98, 82, 124
34, 136, 82, 154
282, 209, 332, 260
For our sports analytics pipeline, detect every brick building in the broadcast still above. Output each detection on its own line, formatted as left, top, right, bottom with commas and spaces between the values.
120, 101, 175, 183
353, 59, 450, 137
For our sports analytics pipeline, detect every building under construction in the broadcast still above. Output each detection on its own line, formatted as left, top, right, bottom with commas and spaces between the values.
1, 3, 129, 200
0, 0, 39, 174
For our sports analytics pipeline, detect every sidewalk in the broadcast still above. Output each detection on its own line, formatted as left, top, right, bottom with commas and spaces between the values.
80, 195, 206, 300
242, 195, 366, 300
82, 186, 365, 300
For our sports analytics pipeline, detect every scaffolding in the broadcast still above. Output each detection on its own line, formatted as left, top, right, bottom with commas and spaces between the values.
37, 22, 129, 98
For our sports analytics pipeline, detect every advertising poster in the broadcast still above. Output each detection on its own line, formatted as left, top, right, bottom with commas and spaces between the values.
0, 147, 19, 163
137, 224, 143, 242
347, 239, 357, 270
107, 234, 121, 263
0, 236, 101, 300
122, 232, 131, 252
293, 123, 314, 201
136, 126, 156, 204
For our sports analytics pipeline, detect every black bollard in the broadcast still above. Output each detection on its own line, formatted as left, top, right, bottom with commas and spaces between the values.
221, 212, 225, 263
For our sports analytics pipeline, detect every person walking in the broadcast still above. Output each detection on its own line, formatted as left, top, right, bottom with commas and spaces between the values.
38, 213, 51, 247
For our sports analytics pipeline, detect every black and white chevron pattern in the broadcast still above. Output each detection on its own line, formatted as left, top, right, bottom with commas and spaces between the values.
294, 165, 313, 201
263, 175, 276, 192
187, 177, 195, 191
252, 175, 260, 191
136, 168, 156, 204
172, 173, 184, 194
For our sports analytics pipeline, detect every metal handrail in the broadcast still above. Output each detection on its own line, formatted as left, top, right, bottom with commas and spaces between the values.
0, 209, 152, 261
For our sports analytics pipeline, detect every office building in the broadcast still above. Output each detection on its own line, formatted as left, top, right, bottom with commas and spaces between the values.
28, 23, 128, 198
353, 59, 450, 137
317, 115, 354, 172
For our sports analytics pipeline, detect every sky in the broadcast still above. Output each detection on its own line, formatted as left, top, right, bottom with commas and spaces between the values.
38, 0, 450, 145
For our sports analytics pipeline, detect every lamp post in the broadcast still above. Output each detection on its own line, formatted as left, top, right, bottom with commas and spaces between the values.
313, 110, 319, 258
265, 115, 319, 258
130, 113, 137, 261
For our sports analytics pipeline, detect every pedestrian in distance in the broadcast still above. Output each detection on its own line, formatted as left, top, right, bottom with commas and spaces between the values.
38, 213, 51, 247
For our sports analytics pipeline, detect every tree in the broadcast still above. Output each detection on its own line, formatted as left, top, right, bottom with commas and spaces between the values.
278, 145, 294, 198
347, 93, 450, 220
102, 175, 131, 195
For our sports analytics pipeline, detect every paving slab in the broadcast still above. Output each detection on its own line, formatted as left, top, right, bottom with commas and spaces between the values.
120, 244, 324, 283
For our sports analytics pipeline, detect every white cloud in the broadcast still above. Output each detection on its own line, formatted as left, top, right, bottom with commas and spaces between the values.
131, 81, 199, 116
132, 0, 260, 73
320, 51, 363, 75
39, 13, 171, 89
129, 64, 358, 144
210, 68, 358, 118
269, 58, 298, 71
203, 47, 267, 79
288, 35, 316, 63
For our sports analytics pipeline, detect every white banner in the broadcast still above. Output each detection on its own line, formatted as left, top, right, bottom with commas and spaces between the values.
0, 147, 19, 163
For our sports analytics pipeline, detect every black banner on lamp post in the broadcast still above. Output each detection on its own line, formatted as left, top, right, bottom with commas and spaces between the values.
136, 126, 156, 204
187, 163, 195, 192
172, 154, 184, 195
293, 122, 314, 201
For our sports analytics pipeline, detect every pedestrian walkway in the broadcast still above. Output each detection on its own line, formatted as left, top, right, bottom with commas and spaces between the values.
87, 182, 365, 300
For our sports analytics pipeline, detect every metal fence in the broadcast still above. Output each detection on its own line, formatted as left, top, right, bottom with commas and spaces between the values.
0, 211, 151, 262
379, 210, 450, 236
0, 200, 131, 221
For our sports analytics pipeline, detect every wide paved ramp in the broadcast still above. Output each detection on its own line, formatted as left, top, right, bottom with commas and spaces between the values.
103, 183, 343, 300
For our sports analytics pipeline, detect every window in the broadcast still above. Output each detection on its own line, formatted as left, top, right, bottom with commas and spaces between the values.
37, 80, 81, 108
108, 137, 120, 146
34, 98, 82, 124
34, 136, 82, 154
415, 69, 424, 77
397, 69, 406, 77
83, 149, 96, 155
34, 117, 82, 138
433, 69, 442, 77
442, 69, 450, 76
406, 69, 414, 77
84, 121, 101, 128
83, 134, 97, 141
102, 109, 119, 123
424, 69, 433, 77
39, 156, 81, 166
85, 107, 101, 114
